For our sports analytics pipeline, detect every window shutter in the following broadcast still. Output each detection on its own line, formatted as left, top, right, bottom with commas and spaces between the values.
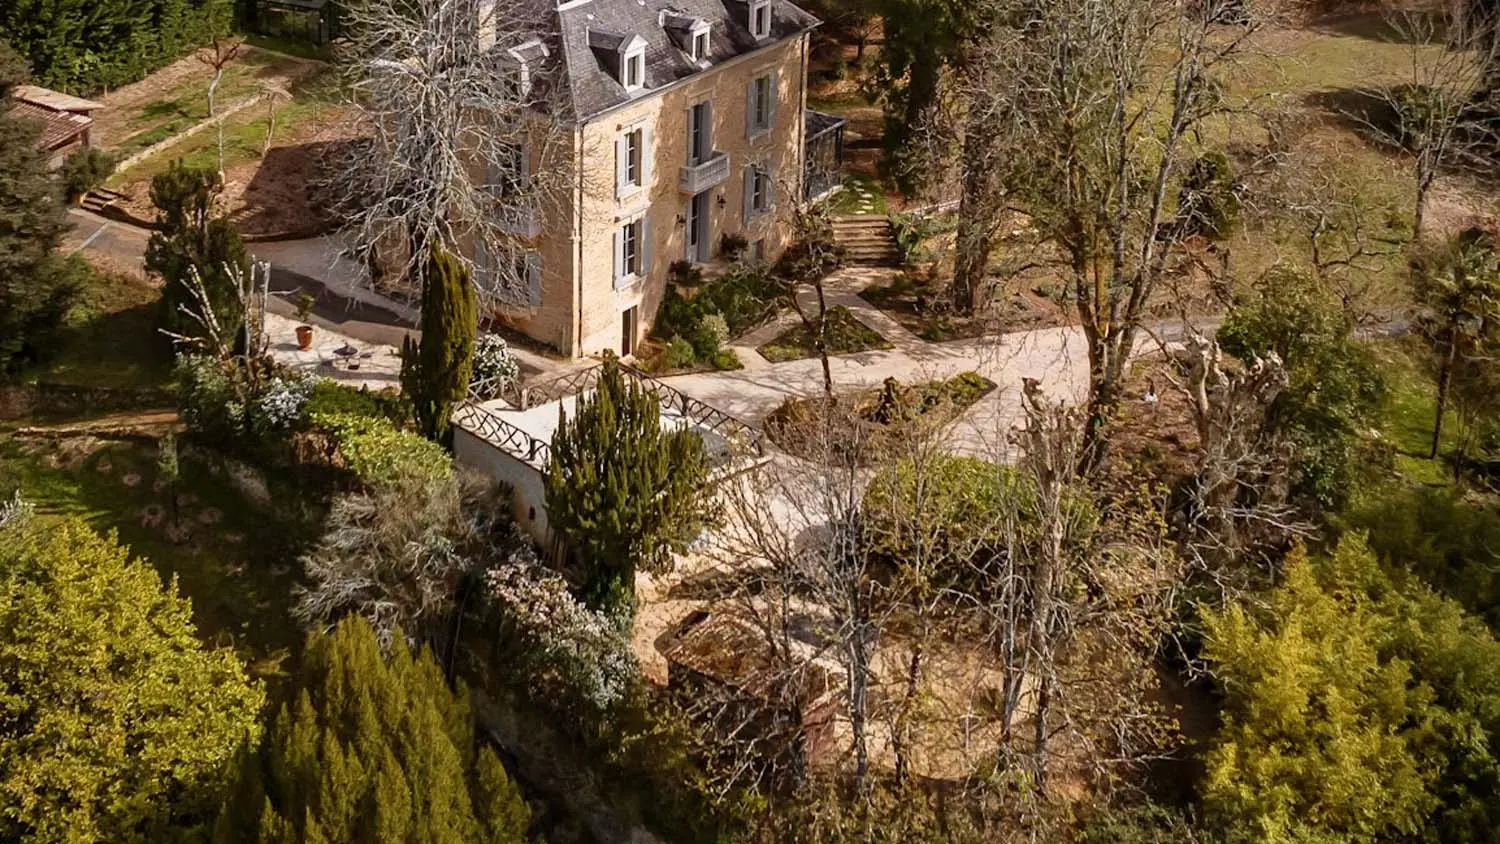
742, 167, 754, 225
687, 105, 696, 164
745, 80, 755, 139
704, 102, 714, 155
526, 252, 542, 307
615, 136, 627, 198
766, 166, 777, 212
769, 70, 780, 131
640, 125, 653, 190
641, 217, 653, 278
612, 229, 624, 284
519, 143, 531, 189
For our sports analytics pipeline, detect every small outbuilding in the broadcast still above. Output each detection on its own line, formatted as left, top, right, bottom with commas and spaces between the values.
12, 85, 103, 168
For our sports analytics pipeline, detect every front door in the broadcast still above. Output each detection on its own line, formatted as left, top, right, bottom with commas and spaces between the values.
687, 191, 710, 263
621, 306, 637, 357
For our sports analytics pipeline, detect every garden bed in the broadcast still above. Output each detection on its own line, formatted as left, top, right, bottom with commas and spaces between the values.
764, 371, 996, 465
757, 306, 892, 362
858, 270, 1067, 340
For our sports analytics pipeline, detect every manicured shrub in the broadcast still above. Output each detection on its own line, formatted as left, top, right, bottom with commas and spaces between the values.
59, 148, 114, 202
302, 379, 409, 427
662, 336, 697, 370
310, 412, 453, 487
690, 312, 730, 359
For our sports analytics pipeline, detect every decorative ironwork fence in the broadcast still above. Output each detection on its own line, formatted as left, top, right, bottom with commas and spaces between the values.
458, 362, 763, 466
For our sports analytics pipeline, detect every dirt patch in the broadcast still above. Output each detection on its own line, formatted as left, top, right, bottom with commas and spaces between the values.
111, 101, 357, 238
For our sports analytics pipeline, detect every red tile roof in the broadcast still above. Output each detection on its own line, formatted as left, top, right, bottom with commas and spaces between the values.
10, 100, 90, 150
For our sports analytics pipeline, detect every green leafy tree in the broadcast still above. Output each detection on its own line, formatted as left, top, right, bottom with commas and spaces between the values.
0, 513, 264, 842
544, 354, 712, 610
0, 41, 84, 376
1, 0, 232, 92
1201, 540, 1436, 842
402, 244, 477, 442
214, 616, 529, 843
145, 161, 248, 348
1218, 267, 1384, 506
1409, 228, 1500, 459
871, 0, 970, 193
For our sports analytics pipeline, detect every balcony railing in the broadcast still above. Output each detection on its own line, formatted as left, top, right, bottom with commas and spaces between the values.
679, 151, 730, 194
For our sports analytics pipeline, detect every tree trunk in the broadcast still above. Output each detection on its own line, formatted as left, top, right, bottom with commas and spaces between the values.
892, 639, 924, 786
952, 111, 997, 315
814, 279, 835, 398
1432, 335, 1457, 459
847, 624, 871, 786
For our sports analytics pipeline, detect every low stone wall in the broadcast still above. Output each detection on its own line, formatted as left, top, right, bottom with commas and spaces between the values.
111, 93, 268, 175
0, 383, 173, 422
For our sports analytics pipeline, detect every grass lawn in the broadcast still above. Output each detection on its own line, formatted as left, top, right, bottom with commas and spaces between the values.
758, 306, 892, 362
107, 53, 286, 159
0, 435, 310, 680
826, 173, 889, 216
30, 269, 173, 393
110, 74, 343, 186
1369, 337, 1465, 487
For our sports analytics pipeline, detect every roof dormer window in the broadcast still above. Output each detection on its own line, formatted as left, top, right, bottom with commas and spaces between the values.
624, 49, 644, 89
750, 0, 772, 39
662, 13, 712, 65
691, 26, 710, 61
588, 31, 648, 92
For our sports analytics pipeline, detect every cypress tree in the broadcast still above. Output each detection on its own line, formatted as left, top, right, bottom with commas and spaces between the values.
214, 617, 529, 844
402, 244, 478, 443
543, 354, 713, 610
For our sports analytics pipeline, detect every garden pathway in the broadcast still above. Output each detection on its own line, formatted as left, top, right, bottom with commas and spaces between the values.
667, 266, 1095, 460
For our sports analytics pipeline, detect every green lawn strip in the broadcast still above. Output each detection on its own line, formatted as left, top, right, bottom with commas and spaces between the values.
1369, 338, 1463, 487
0, 437, 308, 677
757, 306, 892, 362
826, 173, 888, 216
32, 270, 173, 393
110, 92, 338, 184
242, 34, 333, 62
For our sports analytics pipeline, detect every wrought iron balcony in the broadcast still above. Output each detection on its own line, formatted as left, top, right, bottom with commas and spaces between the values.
679, 151, 729, 194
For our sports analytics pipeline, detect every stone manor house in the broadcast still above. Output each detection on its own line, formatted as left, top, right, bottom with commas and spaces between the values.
475, 0, 844, 358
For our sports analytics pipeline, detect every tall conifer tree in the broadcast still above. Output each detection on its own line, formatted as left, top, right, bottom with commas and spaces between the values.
543, 354, 712, 610
403, 244, 478, 443
214, 616, 529, 843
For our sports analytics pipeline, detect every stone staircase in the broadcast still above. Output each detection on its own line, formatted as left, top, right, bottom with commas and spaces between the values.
831, 214, 900, 267
79, 188, 127, 214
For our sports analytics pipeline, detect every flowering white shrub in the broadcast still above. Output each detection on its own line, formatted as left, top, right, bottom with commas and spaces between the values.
256, 375, 315, 431
0, 492, 33, 529
486, 559, 637, 712
470, 333, 520, 394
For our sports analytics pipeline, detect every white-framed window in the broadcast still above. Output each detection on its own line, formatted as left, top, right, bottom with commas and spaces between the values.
691, 28, 710, 61
742, 165, 773, 222
476, 243, 542, 306
624, 49, 645, 90
750, 0, 772, 39
747, 73, 774, 137
616, 125, 650, 197
613, 215, 651, 287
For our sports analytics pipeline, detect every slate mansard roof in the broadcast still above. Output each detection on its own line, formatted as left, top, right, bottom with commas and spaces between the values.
548, 0, 820, 121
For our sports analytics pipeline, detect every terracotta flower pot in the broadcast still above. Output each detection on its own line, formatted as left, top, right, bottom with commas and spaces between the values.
296, 324, 314, 351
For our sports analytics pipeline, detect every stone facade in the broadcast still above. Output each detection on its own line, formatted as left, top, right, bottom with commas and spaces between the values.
491, 31, 811, 359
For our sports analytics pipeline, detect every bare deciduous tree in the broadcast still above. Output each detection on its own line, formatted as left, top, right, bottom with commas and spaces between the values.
334, 0, 572, 304
949, 0, 1258, 466
200, 36, 243, 179
1354, 7, 1500, 240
